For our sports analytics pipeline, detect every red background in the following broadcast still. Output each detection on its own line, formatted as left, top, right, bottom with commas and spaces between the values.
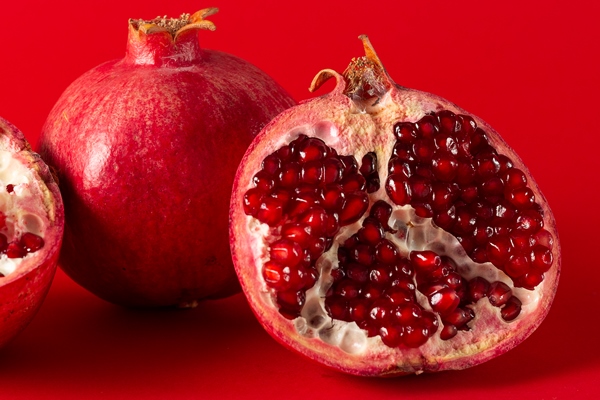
0, 0, 598, 398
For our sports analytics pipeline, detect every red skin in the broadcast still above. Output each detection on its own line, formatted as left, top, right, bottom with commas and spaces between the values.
0, 118, 63, 349
39, 16, 295, 307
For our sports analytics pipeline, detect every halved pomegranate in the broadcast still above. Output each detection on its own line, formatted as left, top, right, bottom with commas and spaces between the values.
0, 117, 63, 349
230, 36, 560, 376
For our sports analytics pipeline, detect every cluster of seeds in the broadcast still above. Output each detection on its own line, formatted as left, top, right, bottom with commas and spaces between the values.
0, 232, 45, 260
243, 135, 377, 318
385, 110, 554, 289
325, 202, 522, 347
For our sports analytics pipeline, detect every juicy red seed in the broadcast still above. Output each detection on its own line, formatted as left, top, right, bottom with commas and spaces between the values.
281, 223, 311, 246
300, 207, 328, 236
394, 122, 418, 143
505, 255, 529, 278
410, 251, 442, 271
335, 279, 361, 298
256, 198, 285, 226
323, 158, 344, 184
413, 202, 434, 218
454, 208, 476, 234
457, 114, 477, 137
385, 287, 414, 304
480, 177, 504, 198
386, 174, 412, 205
325, 296, 349, 321
353, 244, 374, 266
379, 325, 404, 347
433, 207, 456, 230
243, 188, 264, 216
349, 299, 370, 322
338, 192, 369, 225
341, 174, 366, 192
297, 137, 328, 162
409, 177, 432, 200
360, 152, 377, 175
347, 263, 369, 283
468, 277, 490, 302
358, 218, 384, 244
6, 184, 14, 193
508, 187, 536, 210
504, 168, 527, 191
460, 184, 478, 203
515, 209, 544, 233
339, 155, 359, 174
330, 268, 345, 283
530, 245, 553, 273
416, 115, 439, 138
393, 303, 422, 324
403, 325, 430, 348
262, 261, 286, 288
432, 155, 459, 181
471, 247, 487, 263
6, 242, 26, 258
262, 154, 281, 175
369, 200, 395, 231
428, 287, 460, 315
287, 192, 319, 218
321, 184, 345, 211
470, 128, 490, 155
431, 183, 457, 211
277, 290, 306, 309
361, 284, 383, 300
443, 307, 475, 328
486, 235, 513, 266
440, 325, 458, 340
276, 162, 301, 188
501, 296, 522, 321
301, 161, 324, 184
487, 281, 512, 307
509, 230, 535, 251
456, 162, 475, 185
388, 158, 412, 177
270, 239, 303, 267
252, 170, 274, 191
392, 143, 415, 162
437, 111, 458, 134
307, 236, 327, 259
473, 223, 493, 245
369, 265, 391, 286
435, 134, 459, 155
534, 229, 554, 248
413, 139, 436, 162
375, 240, 399, 264
368, 300, 393, 324
518, 272, 544, 289
476, 155, 500, 180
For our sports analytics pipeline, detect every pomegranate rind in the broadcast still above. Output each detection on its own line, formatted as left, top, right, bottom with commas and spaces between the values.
39, 16, 295, 307
230, 55, 559, 376
0, 118, 64, 349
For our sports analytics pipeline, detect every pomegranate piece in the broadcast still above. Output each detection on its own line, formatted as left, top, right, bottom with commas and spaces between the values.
38, 9, 295, 307
0, 117, 64, 349
230, 36, 560, 376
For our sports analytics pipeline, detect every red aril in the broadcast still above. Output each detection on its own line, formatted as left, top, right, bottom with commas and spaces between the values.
230, 36, 560, 375
38, 9, 295, 307
0, 118, 63, 348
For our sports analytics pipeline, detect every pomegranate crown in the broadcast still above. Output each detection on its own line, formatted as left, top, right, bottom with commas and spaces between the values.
128, 7, 218, 40
309, 35, 395, 101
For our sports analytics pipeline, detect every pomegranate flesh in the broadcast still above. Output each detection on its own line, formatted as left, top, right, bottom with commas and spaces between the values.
39, 9, 295, 307
230, 36, 560, 375
0, 117, 63, 349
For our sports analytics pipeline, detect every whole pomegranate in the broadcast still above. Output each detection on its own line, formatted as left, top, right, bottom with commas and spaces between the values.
230, 36, 560, 375
39, 8, 295, 307
0, 117, 63, 349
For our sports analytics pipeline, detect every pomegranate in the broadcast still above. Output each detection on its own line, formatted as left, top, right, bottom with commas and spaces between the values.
230, 36, 560, 375
38, 8, 295, 307
0, 117, 63, 349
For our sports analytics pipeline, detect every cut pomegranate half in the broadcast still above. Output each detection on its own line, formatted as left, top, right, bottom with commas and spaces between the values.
0, 117, 63, 349
230, 36, 560, 376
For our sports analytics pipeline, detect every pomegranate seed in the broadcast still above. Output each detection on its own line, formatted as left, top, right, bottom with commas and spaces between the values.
352, 244, 374, 266
480, 177, 504, 198
457, 114, 477, 138
416, 115, 439, 138
515, 209, 544, 233
385, 287, 414, 304
297, 137, 328, 162
504, 254, 530, 278
403, 325, 430, 348
256, 197, 284, 226
386, 174, 412, 205
321, 184, 345, 211
509, 230, 535, 251
261, 153, 281, 175
347, 263, 369, 283
473, 222, 493, 245
468, 277, 490, 302
432, 155, 459, 182
361, 284, 383, 300
388, 157, 412, 177
469, 128, 490, 155
428, 287, 460, 315
341, 173, 366, 192
486, 235, 513, 267
300, 160, 324, 184
508, 187, 536, 210
281, 223, 311, 246
410, 251, 442, 272
534, 229, 554, 248
437, 110, 458, 134
277, 289, 306, 309
270, 239, 303, 267
243, 187, 264, 216
487, 281, 512, 307
440, 324, 458, 340
501, 296, 522, 321
393, 143, 415, 162
369, 265, 392, 286
504, 168, 527, 191
433, 206, 456, 230
517, 272, 544, 289
360, 152, 377, 175
323, 158, 344, 184
369, 200, 395, 232
349, 299, 370, 322
460, 184, 478, 203
455, 162, 475, 186
325, 295, 349, 321
379, 325, 404, 347
435, 134, 459, 155
393, 303, 422, 324
338, 192, 369, 224
375, 239, 399, 264
394, 122, 418, 143
530, 245, 553, 273
368, 299, 393, 325
339, 155, 359, 174
443, 307, 475, 328
335, 279, 360, 299
300, 207, 328, 236
413, 138, 436, 162
276, 162, 301, 189
358, 218, 384, 244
